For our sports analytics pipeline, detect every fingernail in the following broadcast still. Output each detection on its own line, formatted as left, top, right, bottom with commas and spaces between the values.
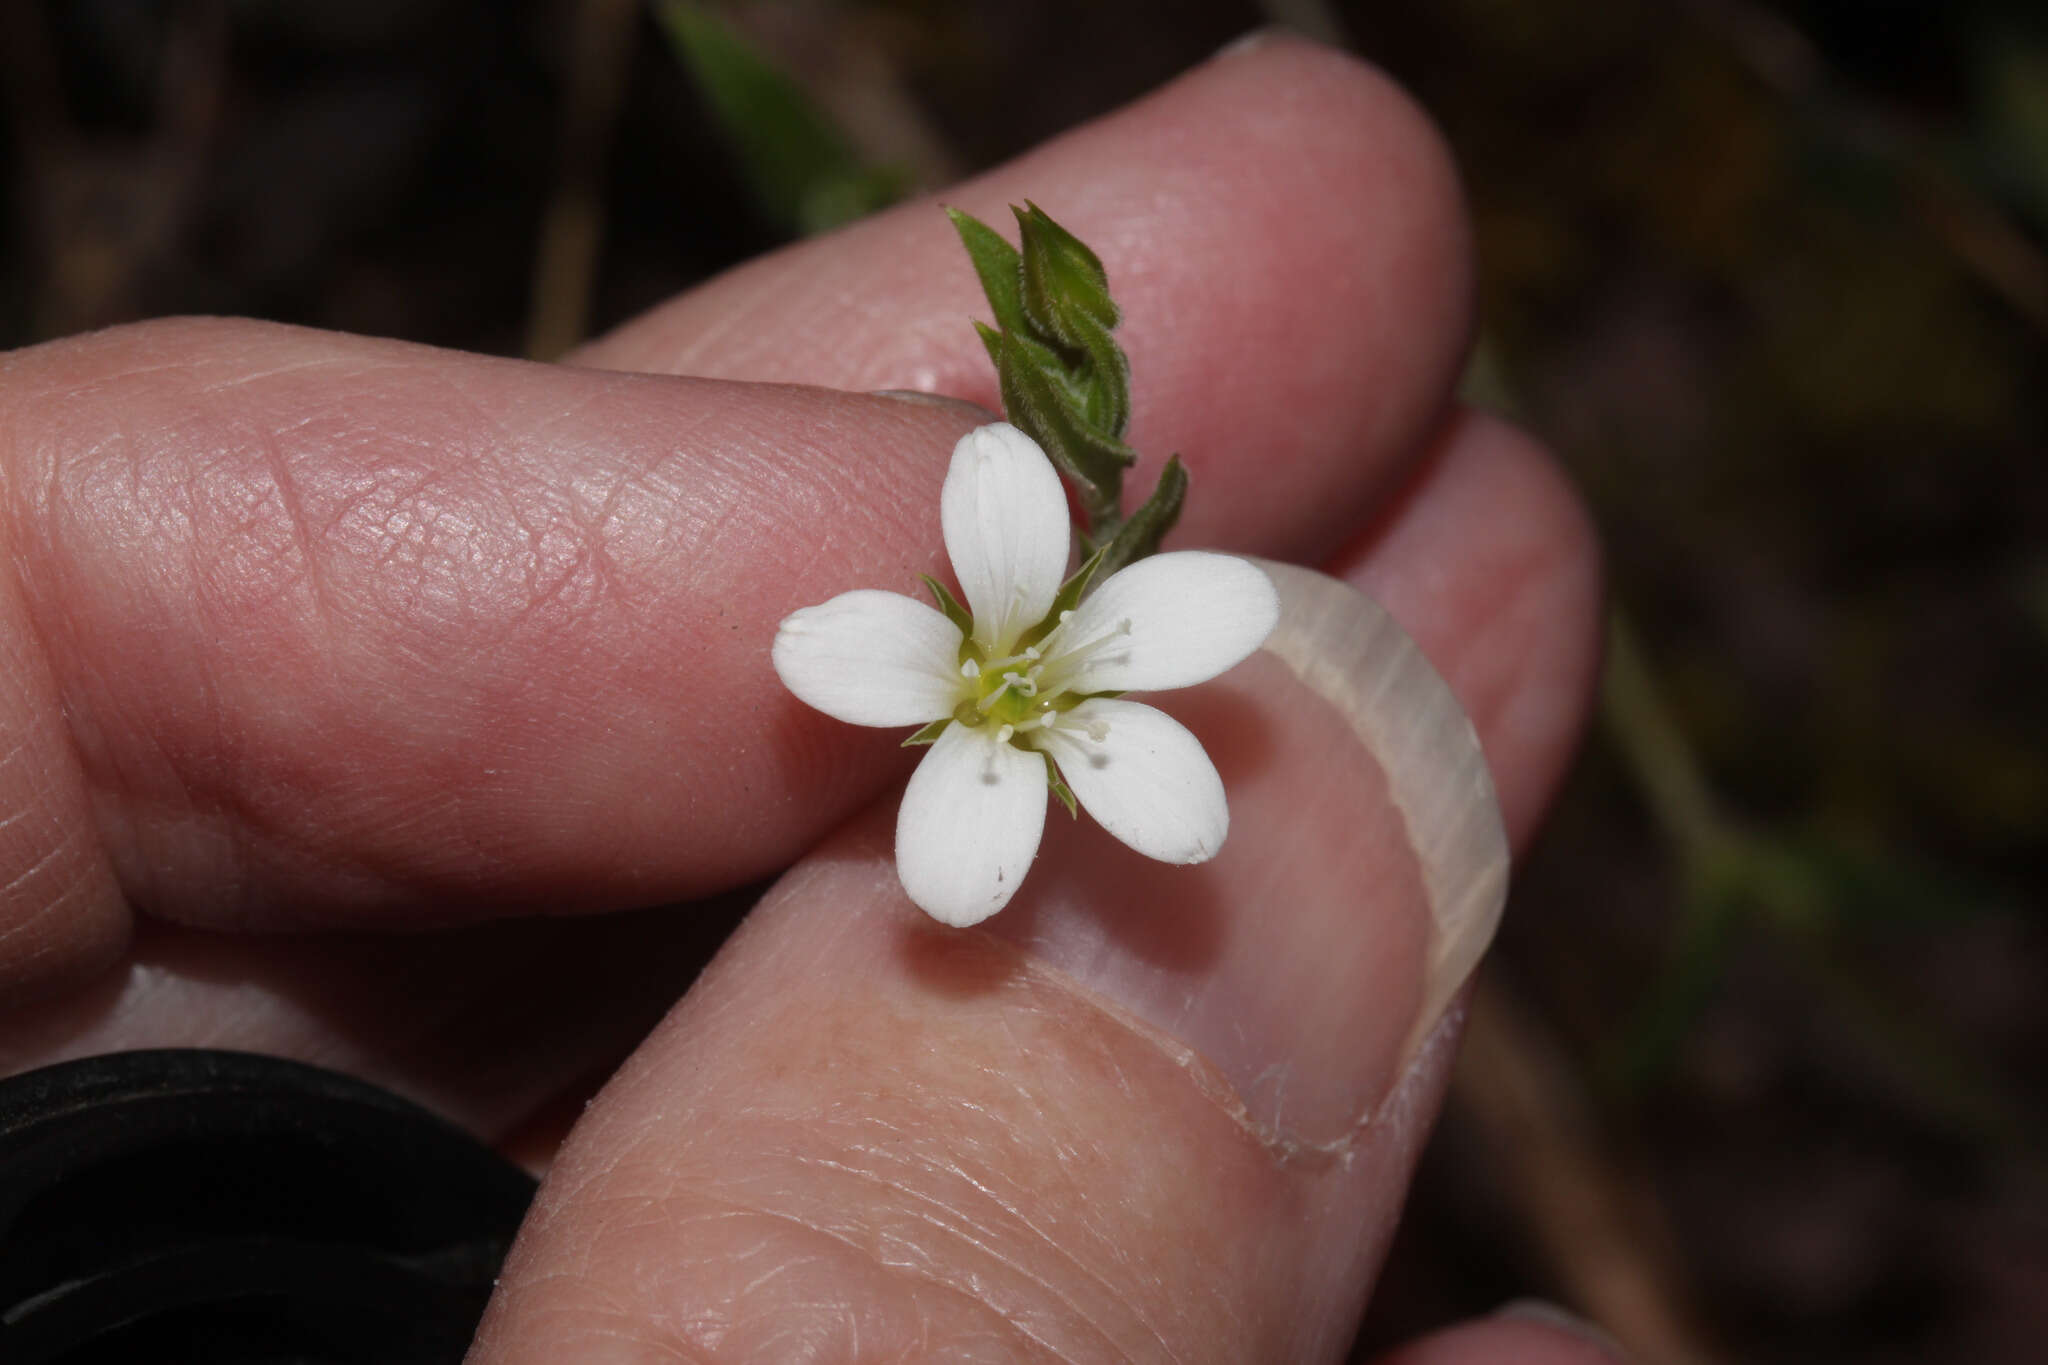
1210, 27, 1282, 62
866, 389, 1000, 421
1495, 1300, 1631, 1360
988, 560, 1509, 1150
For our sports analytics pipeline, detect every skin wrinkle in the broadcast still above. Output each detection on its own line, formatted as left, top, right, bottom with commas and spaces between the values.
607, 1190, 1071, 1363
252, 421, 339, 640
522, 1302, 718, 1365
787, 1146, 1171, 1364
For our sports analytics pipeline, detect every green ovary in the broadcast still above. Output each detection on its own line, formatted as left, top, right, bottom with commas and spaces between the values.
950, 640, 1079, 734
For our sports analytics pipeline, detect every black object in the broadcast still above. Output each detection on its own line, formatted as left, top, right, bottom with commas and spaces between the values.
0, 1050, 537, 1364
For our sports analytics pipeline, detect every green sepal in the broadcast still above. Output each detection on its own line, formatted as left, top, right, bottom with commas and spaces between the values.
947, 207, 1031, 338
1042, 751, 1078, 817
1015, 202, 1120, 347
1072, 318, 1131, 439
971, 319, 1005, 373
919, 574, 974, 639
998, 330, 1136, 528
1093, 455, 1187, 582
1015, 543, 1108, 653
1013, 204, 1130, 440
902, 718, 952, 747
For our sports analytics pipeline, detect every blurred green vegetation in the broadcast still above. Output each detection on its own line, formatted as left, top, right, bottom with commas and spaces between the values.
652, 0, 906, 235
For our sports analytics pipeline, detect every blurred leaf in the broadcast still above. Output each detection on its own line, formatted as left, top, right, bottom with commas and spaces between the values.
1606, 874, 1743, 1094
1974, 30, 2048, 229
655, 0, 907, 235
1749, 835, 2016, 932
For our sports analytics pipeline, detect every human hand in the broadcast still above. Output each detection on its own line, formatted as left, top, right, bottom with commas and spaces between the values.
0, 37, 1604, 1364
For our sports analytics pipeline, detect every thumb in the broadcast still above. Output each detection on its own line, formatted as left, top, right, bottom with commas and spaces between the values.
467, 416, 1601, 1363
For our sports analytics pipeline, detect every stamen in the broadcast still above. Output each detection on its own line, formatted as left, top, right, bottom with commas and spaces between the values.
1029, 614, 1138, 698
960, 658, 980, 679
994, 723, 1014, 744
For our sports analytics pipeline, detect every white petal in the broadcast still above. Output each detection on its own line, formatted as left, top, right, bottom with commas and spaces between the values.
1056, 552, 1279, 694
773, 590, 963, 727
941, 423, 1071, 653
896, 722, 1048, 925
1035, 698, 1227, 864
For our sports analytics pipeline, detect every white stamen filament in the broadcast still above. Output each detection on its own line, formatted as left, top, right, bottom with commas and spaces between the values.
1030, 615, 1135, 695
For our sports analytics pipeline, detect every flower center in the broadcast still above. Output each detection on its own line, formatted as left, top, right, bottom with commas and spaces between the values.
951, 609, 1131, 743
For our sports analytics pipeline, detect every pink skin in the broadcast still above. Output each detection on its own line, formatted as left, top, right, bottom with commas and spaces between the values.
0, 38, 1605, 1365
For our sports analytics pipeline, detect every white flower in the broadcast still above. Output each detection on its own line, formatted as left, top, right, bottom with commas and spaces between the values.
773, 423, 1280, 927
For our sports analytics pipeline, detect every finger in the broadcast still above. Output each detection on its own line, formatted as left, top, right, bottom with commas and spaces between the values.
470, 414, 1601, 1361
1369, 1312, 1628, 1365
1333, 410, 1604, 846
576, 35, 1473, 564
0, 38, 1472, 996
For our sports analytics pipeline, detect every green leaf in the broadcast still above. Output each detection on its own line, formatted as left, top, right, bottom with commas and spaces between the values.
948, 208, 1031, 338
902, 718, 952, 747
1094, 456, 1188, 581
1015, 202, 1120, 347
1042, 752, 1078, 817
919, 574, 974, 639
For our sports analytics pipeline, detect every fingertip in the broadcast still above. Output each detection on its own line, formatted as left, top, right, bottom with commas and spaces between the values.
1332, 409, 1604, 849
1370, 1309, 1630, 1365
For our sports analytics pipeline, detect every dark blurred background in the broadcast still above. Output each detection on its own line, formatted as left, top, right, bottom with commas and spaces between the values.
1, 2, 2041, 1362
